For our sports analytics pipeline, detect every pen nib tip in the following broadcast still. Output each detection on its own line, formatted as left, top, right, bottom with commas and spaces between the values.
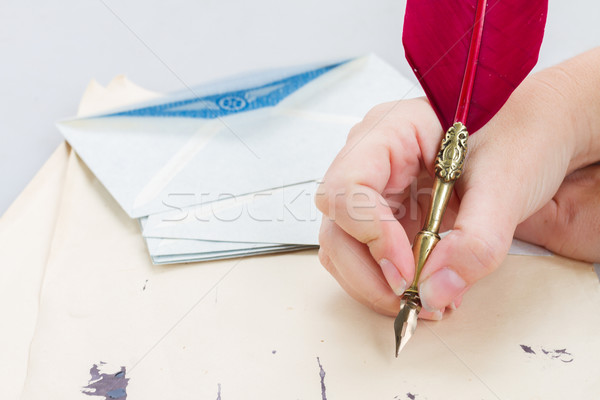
394, 294, 421, 357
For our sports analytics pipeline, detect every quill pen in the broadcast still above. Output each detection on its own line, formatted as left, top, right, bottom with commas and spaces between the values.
394, 0, 548, 356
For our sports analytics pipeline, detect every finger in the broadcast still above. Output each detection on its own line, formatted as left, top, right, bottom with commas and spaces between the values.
318, 217, 343, 280
319, 217, 450, 318
417, 182, 516, 311
318, 217, 400, 316
319, 218, 453, 319
316, 99, 443, 294
318, 247, 344, 289
318, 246, 387, 314
515, 164, 600, 263
419, 309, 445, 321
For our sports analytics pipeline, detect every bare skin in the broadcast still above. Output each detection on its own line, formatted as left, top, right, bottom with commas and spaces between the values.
315, 48, 600, 319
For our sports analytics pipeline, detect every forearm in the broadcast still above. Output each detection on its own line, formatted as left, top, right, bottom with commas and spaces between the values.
531, 47, 600, 172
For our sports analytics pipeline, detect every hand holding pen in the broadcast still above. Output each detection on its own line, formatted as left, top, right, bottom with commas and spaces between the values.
315, 48, 600, 327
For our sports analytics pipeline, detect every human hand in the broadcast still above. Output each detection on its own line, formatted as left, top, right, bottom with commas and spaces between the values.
315, 49, 600, 319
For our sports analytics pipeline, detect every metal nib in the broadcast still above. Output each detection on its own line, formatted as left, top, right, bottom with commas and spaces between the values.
394, 293, 422, 357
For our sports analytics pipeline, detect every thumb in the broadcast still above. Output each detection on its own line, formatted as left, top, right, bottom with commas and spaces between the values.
417, 182, 517, 312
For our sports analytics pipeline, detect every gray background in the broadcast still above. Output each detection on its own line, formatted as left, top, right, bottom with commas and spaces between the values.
1, 0, 599, 216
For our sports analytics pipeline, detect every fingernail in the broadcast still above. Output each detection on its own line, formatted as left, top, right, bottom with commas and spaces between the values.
430, 310, 444, 321
454, 295, 464, 308
418, 309, 444, 321
449, 295, 463, 310
379, 258, 407, 296
420, 268, 466, 312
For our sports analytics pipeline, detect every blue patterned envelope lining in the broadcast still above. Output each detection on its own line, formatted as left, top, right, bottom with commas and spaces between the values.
107, 62, 344, 119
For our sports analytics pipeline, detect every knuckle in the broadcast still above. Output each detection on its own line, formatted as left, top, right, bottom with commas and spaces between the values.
314, 180, 343, 216
364, 234, 381, 251
314, 183, 330, 214
464, 230, 507, 278
315, 177, 359, 218
317, 248, 333, 272
349, 227, 379, 248
366, 102, 396, 118
333, 184, 378, 228
347, 101, 404, 142
346, 121, 365, 143
367, 287, 392, 313
349, 197, 382, 245
550, 195, 582, 256
556, 195, 578, 229
364, 226, 388, 257
330, 187, 350, 222
318, 220, 333, 250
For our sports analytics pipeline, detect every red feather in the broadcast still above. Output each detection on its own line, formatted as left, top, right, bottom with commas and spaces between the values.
403, 0, 548, 134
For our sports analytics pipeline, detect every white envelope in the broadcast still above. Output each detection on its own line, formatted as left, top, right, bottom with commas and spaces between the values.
57, 55, 420, 218
140, 217, 315, 264
142, 180, 322, 245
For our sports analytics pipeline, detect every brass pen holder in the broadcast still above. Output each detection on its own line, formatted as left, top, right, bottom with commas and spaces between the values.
405, 121, 468, 302
394, 122, 468, 355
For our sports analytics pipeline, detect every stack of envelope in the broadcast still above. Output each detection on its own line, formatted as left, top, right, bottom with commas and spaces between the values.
57, 55, 422, 264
